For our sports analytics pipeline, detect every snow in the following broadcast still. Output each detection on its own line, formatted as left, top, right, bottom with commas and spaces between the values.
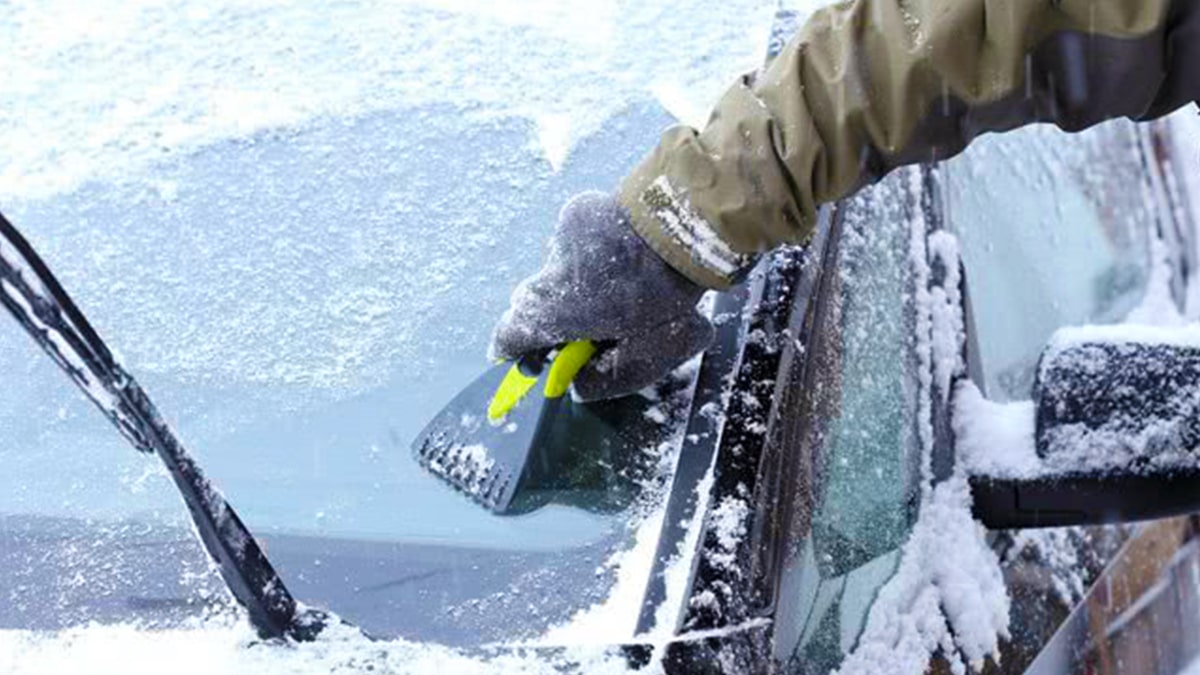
680, 490, 751, 621
954, 109, 1200, 482
706, 494, 750, 572
957, 321, 1200, 481
0, 0, 786, 416
0, 0, 793, 547
936, 108, 1200, 673
642, 406, 669, 425
840, 167, 1009, 675
4, 0, 1200, 672
642, 175, 751, 279
927, 228, 965, 400
537, 490, 668, 644
533, 114, 573, 172
837, 475, 1009, 675
1044, 322, 1200, 356
0, 278, 121, 414
1003, 528, 1089, 607
1039, 413, 1200, 477
1123, 237, 1187, 327
0, 0, 779, 202
952, 382, 1039, 480
0, 238, 23, 280
649, 81, 711, 131
0, 618, 639, 675
0, 613, 778, 675
1170, 109, 1200, 322
905, 169, 936, 481
537, 359, 702, 645
426, 443, 496, 497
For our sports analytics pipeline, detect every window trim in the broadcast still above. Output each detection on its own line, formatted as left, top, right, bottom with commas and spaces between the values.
664, 164, 938, 671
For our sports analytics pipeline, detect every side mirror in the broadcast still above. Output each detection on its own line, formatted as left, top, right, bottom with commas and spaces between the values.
965, 326, 1200, 528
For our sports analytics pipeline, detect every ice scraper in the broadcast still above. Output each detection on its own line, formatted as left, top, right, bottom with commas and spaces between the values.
412, 340, 598, 513
412, 340, 669, 515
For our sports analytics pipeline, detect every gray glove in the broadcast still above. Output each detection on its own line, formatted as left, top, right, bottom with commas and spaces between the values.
489, 191, 713, 401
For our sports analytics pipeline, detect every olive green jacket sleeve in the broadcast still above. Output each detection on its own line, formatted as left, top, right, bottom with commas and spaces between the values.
619, 0, 1200, 289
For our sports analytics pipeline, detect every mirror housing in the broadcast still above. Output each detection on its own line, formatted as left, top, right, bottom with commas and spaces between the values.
970, 468, 1200, 529
966, 326, 1200, 529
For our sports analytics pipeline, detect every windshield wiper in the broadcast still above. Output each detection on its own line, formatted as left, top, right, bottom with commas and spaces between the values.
0, 211, 324, 641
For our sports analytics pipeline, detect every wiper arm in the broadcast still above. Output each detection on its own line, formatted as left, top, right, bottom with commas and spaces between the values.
0, 210, 324, 641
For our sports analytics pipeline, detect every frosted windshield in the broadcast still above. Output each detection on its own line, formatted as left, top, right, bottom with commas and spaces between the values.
0, 0, 783, 644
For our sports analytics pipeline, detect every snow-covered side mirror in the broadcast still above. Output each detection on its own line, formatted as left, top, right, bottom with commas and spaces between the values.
961, 325, 1200, 529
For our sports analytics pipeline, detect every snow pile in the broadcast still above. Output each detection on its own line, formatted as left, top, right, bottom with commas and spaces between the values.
0, 0, 779, 201
0, 618, 638, 675
955, 182, 1200, 480
927, 231, 966, 400
683, 493, 750, 621
923, 110, 1200, 674
1043, 322, 1200, 355
958, 323, 1200, 480
952, 383, 1039, 479
837, 475, 1009, 675
706, 494, 750, 572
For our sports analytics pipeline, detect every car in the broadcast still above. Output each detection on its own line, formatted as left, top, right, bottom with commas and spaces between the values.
3, 4, 1200, 674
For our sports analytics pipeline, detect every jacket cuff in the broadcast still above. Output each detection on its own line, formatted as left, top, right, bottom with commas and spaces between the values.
619, 167, 754, 291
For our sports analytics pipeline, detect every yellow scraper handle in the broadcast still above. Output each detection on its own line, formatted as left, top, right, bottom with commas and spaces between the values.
487, 340, 597, 422
543, 340, 597, 398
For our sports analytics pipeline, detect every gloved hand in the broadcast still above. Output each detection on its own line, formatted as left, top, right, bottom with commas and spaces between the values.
489, 191, 713, 401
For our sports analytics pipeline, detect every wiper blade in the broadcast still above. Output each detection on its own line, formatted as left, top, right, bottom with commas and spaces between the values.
0, 210, 323, 641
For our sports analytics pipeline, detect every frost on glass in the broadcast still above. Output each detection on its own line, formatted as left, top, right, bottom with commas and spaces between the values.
812, 173, 919, 577
941, 120, 1156, 401
0, 314, 226, 631
0, 0, 787, 646
773, 169, 921, 673
1, 96, 685, 644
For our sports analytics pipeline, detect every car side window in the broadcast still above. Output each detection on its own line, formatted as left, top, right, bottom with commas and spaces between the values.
939, 121, 1158, 400
773, 167, 923, 672
809, 174, 921, 576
